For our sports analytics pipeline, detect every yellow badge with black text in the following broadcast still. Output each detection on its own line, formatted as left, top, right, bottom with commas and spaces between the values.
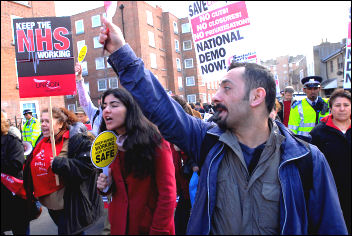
90, 131, 118, 168
78, 45, 87, 63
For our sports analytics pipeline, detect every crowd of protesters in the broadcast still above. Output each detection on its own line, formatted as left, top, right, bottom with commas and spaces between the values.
1, 16, 350, 235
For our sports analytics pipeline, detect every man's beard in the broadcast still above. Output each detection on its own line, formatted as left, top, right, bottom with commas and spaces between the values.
212, 104, 228, 130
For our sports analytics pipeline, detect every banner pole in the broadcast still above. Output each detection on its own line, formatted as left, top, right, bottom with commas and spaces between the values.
49, 96, 60, 186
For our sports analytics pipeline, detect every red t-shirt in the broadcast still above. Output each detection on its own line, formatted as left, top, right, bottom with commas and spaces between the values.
31, 131, 69, 197
283, 100, 292, 127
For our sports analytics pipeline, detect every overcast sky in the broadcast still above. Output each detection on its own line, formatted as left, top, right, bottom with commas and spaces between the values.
55, 1, 350, 60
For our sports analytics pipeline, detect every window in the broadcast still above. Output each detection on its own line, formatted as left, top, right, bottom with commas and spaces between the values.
330, 61, 333, 73
91, 15, 101, 28
289, 63, 292, 68
184, 58, 193, 68
106, 57, 111, 68
98, 79, 107, 91
175, 39, 179, 52
178, 76, 183, 89
95, 57, 105, 70
338, 56, 344, 69
183, 40, 192, 51
75, 20, 84, 34
66, 95, 74, 98
93, 36, 102, 48
13, 1, 30, 6
148, 31, 155, 47
187, 94, 196, 104
300, 69, 304, 80
211, 81, 214, 89
201, 77, 205, 86
84, 82, 90, 95
11, 15, 22, 43
176, 58, 181, 71
208, 94, 212, 103
67, 104, 76, 112
20, 101, 39, 121
283, 64, 287, 68
181, 23, 191, 33
146, 10, 153, 26
284, 71, 287, 74
81, 61, 88, 76
200, 93, 206, 103
207, 82, 210, 89
186, 76, 195, 86
173, 21, 178, 34
77, 40, 85, 52
150, 53, 157, 69
109, 77, 118, 89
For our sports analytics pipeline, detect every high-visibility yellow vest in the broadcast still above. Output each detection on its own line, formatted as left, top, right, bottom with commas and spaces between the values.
288, 97, 329, 137
22, 117, 41, 147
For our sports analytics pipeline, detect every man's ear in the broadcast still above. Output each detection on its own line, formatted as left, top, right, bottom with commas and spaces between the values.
250, 87, 266, 107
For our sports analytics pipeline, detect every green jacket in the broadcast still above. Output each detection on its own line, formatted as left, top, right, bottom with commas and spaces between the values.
22, 117, 41, 147
288, 97, 329, 137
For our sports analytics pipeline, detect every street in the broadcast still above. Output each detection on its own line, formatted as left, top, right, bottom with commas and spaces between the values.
3, 206, 107, 235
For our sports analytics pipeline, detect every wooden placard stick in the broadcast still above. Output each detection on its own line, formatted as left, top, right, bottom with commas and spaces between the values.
49, 96, 60, 186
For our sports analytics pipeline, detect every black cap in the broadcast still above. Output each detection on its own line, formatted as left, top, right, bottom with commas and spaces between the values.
301, 76, 322, 88
23, 109, 32, 115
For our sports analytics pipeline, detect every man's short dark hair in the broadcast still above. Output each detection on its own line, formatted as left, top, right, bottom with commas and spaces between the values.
227, 62, 276, 114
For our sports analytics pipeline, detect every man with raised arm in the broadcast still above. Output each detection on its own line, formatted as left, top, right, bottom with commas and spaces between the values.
98, 17, 347, 235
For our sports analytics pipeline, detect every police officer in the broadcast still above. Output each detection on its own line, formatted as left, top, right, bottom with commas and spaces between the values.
288, 76, 329, 138
22, 109, 41, 150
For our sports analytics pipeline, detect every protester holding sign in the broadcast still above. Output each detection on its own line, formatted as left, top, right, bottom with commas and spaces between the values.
98, 16, 347, 234
96, 88, 176, 235
1, 111, 30, 235
23, 107, 103, 235
310, 89, 351, 233
75, 62, 103, 137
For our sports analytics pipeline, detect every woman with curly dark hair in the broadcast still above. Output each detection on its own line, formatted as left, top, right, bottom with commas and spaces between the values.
96, 88, 176, 235
23, 107, 103, 235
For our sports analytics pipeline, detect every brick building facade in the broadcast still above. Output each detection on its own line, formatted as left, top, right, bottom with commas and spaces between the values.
1, 1, 64, 129
66, 1, 214, 111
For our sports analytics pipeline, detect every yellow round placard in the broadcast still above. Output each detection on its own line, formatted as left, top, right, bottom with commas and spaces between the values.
90, 131, 118, 168
78, 45, 87, 63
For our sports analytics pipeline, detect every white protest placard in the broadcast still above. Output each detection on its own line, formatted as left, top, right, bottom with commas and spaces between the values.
343, 7, 351, 89
188, 1, 258, 83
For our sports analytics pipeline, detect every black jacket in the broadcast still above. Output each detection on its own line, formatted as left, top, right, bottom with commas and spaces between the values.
24, 123, 103, 234
310, 116, 351, 232
1, 133, 28, 232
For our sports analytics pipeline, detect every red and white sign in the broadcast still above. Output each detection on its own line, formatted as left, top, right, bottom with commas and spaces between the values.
13, 17, 76, 98
188, 1, 258, 83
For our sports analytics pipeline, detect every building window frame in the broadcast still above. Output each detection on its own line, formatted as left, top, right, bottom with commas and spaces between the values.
175, 39, 180, 52
330, 60, 333, 73
186, 76, 195, 86
183, 40, 192, 51
181, 23, 191, 33
146, 10, 153, 26
81, 61, 88, 76
148, 31, 155, 47
187, 94, 196, 104
91, 15, 101, 28
184, 58, 194, 69
150, 53, 157, 69
109, 77, 118, 89
93, 36, 102, 48
173, 21, 178, 34
176, 58, 181, 71
20, 101, 39, 121
178, 76, 183, 89
67, 104, 76, 113
95, 57, 105, 70
97, 79, 107, 91
75, 19, 84, 35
